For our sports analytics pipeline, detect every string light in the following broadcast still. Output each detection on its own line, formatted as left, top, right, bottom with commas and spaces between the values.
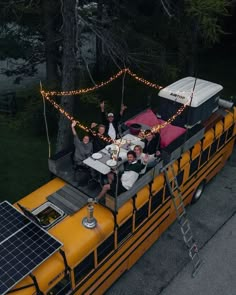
43, 95, 115, 143
40, 68, 163, 97
126, 69, 163, 90
41, 68, 191, 143
41, 69, 127, 97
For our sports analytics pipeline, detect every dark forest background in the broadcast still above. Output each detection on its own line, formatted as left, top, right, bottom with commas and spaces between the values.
0, 0, 235, 202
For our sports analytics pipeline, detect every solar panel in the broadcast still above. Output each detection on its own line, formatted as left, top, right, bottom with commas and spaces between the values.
0, 201, 30, 243
0, 202, 62, 295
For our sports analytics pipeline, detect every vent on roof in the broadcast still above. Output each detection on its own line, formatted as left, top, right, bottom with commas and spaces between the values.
32, 202, 65, 229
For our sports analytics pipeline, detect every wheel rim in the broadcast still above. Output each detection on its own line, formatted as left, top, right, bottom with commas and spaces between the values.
195, 183, 204, 200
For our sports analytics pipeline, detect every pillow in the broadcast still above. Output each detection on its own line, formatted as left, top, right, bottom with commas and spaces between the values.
125, 108, 186, 148
157, 119, 186, 148
125, 109, 159, 127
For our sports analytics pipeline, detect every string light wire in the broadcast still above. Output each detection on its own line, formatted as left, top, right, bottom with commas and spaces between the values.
41, 68, 190, 144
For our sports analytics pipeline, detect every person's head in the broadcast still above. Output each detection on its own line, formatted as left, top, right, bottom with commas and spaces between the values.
98, 124, 105, 135
107, 112, 114, 122
144, 129, 154, 142
134, 145, 143, 156
127, 150, 136, 163
82, 135, 90, 144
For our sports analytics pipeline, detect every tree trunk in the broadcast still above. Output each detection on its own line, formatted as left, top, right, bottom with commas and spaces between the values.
56, 0, 77, 152
41, 0, 60, 89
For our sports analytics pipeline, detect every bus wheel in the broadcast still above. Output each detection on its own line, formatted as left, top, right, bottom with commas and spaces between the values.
192, 181, 205, 204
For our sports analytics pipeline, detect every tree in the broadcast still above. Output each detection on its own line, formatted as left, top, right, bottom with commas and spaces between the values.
41, 0, 61, 89
56, 0, 77, 152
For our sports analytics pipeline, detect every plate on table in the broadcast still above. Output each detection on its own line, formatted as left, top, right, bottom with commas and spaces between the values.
92, 153, 102, 160
106, 159, 117, 167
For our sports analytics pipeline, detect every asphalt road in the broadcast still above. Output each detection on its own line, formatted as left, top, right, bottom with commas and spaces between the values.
106, 146, 236, 295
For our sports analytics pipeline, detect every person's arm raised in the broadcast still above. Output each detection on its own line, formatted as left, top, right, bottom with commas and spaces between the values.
71, 121, 77, 136
120, 104, 127, 116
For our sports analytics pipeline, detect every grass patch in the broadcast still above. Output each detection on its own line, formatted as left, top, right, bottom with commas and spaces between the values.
0, 115, 50, 203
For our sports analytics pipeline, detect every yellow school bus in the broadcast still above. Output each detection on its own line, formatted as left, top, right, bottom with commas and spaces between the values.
1, 77, 236, 295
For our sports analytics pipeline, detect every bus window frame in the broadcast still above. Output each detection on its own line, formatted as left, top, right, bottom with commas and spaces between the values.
226, 124, 234, 141
150, 187, 164, 213
209, 138, 219, 158
117, 216, 133, 245
189, 155, 200, 177
218, 130, 227, 149
97, 234, 115, 265
199, 146, 210, 167
74, 251, 95, 286
135, 201, 149, 228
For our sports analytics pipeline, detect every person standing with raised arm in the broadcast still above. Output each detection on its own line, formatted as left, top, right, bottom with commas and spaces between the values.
100, 101, 127, 139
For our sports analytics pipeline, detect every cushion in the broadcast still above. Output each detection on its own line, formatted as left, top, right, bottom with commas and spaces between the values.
125, 109, 186, 148
125, 109, 159, 127
157, 119, 186, 148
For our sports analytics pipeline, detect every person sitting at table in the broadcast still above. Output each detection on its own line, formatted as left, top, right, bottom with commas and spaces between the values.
71, 121, 93, 170
143, 129, 161, 168
90, 123, 110, 153
95, 150, 146, 201
100, 100, 127, 139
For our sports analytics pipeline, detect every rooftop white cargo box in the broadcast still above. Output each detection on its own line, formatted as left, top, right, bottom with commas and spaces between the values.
157, 77, 223, 127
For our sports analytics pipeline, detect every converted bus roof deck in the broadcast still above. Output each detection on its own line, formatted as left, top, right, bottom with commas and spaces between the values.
48, 109, 211, 212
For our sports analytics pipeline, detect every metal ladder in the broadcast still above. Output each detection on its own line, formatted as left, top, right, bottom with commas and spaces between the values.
163, 163, 202, 277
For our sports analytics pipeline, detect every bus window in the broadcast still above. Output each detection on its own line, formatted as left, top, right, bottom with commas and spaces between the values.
135, 202, 149, 227
200, 147, 210, 166
74, 252, 94, 285
189, 156, 200, 176
176, 170, 184, 186
226, 125, 234, 141
117, 217, 133, 245
180, 151, 190, 169
151, 188, 163, 212
97, 234, 115, 264
209, 139, 219, 158
47, 274, 72, 295
164, 183, 171, 200
218, 131, 227, 149
191, 142, 201, 159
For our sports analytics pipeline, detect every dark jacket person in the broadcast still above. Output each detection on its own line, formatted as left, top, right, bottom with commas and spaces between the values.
100, 101, 127, 139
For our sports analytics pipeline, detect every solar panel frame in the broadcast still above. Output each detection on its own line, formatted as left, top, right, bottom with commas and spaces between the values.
0, 202, 63, 295
0, 201, 30, 243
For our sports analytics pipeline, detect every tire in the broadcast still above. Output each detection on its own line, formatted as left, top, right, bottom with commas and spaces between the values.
191, 181, 205, 204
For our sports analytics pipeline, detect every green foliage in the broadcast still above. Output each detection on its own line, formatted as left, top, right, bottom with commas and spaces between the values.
185, 0, 229, 44
3, 87, 58, 136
